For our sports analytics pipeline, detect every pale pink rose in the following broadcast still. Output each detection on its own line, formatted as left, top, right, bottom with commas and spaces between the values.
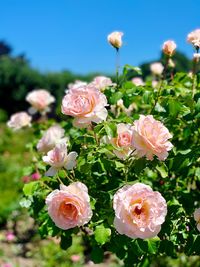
37, 125, 66, 153
194, 208, 200, 232
42, 142, 78, 176
65, 80, 88, 93
46, 182, 92, 230
132, 115, 173, 161
107, 31, 123, 49
193, 53, 200, 63
110, 123, 133, 159
132, 77, 144, 86
7, 112, 31, 131
91, 76, 114, 91
113, 183, 167, 239
187, 29, 200, 48
150, 62, 164, 76
26, 89, 55, 112
162, 40, 177, 56
61, 85, 108, 128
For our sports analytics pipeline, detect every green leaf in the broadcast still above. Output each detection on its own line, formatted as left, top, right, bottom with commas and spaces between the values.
58, 169, 67, 179
147, 237, 160, 254
156, 164, 168, 178
94, 224, 111, 245
91, 247, 104, 263
60, 234, 72, 250
23, 181, 38, 196
104, 122, 117, 137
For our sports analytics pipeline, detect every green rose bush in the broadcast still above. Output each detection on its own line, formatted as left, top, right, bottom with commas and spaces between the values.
7, 29, 200, 265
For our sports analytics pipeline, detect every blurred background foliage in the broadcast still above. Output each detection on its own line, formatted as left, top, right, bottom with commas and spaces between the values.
0, 40, 194, 118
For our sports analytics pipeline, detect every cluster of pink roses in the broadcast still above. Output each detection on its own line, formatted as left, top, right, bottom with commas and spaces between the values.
109, 115, 173, 161
46, 182, 167, 239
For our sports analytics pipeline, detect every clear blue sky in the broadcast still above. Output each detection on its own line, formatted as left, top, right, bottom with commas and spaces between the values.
1, 0, 200, 74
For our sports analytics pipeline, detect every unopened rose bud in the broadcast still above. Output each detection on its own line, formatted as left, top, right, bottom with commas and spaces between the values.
162, 40, 177, 56
31, 172, 41, 181
107, 31, 123, 49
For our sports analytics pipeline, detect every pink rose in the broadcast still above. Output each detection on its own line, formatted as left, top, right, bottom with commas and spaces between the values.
7, 112, 31, 131
194, 208, 200, 232
37, 125, 66, 153
107, 31, 123, 49
132, 115, 173, 161
26, 89, 55, 112
61, 85, 108, 128
150, 62, 164, 76
110, 123, 133, 159
46, 182, 93, 230
113, 183, 167, 239
65, 80, 88, 93
187, 29, 200, 48
132, 77, 144, 86
91, 76, 114, 91
42, 142, 78, 176
162, 40, 177, 56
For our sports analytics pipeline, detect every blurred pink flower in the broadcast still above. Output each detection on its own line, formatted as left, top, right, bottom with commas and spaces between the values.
194, 208, 200, 232
152, 80, 158, 88
7, 112, 31, 131
150, 62, 164, 76
132, 77, 144, 86
132, 115, 173, 161
110, 123, 133, 159
61, 84, 108, 128
22, 176, 30, 183
26, 89, 55, 112
107, 31, 123, 49
37, 125, 66, 153
31, 172, 41, 181
42, 142, 78, 176
5, 231, 15, 242
2, 263, 12, 267
113, 183, 167, 239
162, 40, 176, 56
91, 76, 114, 91
70, 254, 81, 262
46, 182, 92, 230
187, 29, 200, 48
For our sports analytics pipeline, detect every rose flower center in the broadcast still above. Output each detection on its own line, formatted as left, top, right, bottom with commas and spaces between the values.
59, 201, 78, 221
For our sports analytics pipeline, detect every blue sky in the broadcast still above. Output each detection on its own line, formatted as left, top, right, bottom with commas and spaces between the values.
1, 0, 200, 74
